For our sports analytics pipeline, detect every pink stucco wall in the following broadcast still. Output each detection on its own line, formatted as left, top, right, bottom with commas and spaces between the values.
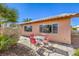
19, 18, 71, 44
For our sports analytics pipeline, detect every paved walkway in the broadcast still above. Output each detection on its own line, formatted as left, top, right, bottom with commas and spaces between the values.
50, 42, 74, 55
18, 36, 75, 56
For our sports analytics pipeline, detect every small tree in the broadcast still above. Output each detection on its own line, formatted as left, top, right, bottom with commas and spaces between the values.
23, 18, 32, 22
0, 4, 19, 51
0, 4, 18, 35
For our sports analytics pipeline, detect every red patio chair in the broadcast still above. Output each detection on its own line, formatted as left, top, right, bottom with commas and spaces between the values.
29, 33, 41, 50
29, 33, 37, 45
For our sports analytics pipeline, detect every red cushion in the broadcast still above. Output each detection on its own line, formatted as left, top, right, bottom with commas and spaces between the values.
30, 38, 36, 44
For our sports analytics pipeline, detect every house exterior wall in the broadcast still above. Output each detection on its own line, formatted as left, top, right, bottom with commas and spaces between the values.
19, 18, 71, 44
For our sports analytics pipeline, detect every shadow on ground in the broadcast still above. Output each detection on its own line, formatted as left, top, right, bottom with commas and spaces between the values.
0, 43, 37, 56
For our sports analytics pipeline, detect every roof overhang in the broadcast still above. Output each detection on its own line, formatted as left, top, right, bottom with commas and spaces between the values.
19, 13, 79, 25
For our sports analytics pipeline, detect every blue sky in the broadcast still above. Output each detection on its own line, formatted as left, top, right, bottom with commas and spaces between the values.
6, 3, 79, 26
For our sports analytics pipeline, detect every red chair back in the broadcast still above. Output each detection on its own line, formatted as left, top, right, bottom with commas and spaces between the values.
29, 33, 36, 44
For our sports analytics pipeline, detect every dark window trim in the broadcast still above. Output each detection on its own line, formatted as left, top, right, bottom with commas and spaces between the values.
24, 26, 32, 32
40, 24, 51, 33
51, 23, 58, 34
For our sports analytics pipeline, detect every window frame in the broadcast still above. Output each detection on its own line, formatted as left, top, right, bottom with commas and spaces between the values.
51, 23, 59, 34
24, 25, 32, 32
40, 24, 51, 33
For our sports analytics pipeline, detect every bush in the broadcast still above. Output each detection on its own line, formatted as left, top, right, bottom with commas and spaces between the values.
3, 28, 19, 40
0, 35, 17, 51
74, 48, 79, 56
0, 28, 19, 51
72, 28, 77, 31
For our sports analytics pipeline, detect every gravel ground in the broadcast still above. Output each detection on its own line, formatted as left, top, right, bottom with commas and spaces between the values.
0, 43, 37, 56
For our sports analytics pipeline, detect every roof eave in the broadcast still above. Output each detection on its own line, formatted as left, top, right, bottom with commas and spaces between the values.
19, 13, 79, 25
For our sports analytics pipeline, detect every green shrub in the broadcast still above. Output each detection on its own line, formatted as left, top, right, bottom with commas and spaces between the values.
0, 35, 17, 51
74, 48, 79, 56
0, 28, 19, 51
72, 28, 77, 31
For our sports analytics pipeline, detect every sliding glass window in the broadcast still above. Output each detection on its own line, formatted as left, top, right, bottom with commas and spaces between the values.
40, 24, 51, 33
24, 26, 32, 32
